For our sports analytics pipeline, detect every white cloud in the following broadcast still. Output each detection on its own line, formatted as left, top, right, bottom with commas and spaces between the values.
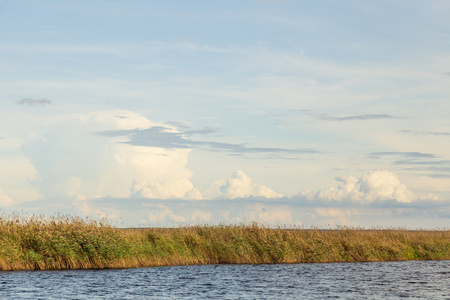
21, 110, 200, 210
0, 188, 13, 206
62, 177, 82, 198
190, 209, 212, 223
209, 170, 283, 199
72, 195, 89, 215
299, 170, 417, 203
359, 170, 415, 203
131, 178, 202, 199
146, 204, 186, 223
315, 208, 358, 226
245, 203, 294, 225
95, 208, 120, 220
0, 157, 41, 206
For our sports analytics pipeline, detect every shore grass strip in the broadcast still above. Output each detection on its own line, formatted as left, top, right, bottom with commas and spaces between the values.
0, 215, 449, 271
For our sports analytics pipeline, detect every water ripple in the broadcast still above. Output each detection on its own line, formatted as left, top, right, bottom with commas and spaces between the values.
0, 260, 449, 299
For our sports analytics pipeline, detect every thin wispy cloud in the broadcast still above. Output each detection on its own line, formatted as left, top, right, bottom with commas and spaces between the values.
426, 167, 450, 172
113, 114, 129, 119
368, 153, 450, 176
166, 122, 190, 130
395, 160, 450, 165
402, 130, 450, 136
399, 166, 450, 180
319, 114, 394, 121
289, 110, 396, 122
98, 127, 191, 149
3, 43, 119, 55
288, 109, 311, 114
184, 127, 216, 136
402, 166, 450, 172
98, 126, 319, 155
369, 152, 437, 159
16, 98, 52, 106
191, 141, 317, 154
250, 0, 292, 4
428, 174, 450, 179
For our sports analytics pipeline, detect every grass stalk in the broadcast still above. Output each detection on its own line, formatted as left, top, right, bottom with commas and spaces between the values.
0, 215, 448, 271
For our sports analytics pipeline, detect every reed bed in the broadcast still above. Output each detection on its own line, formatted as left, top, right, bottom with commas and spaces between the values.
0, 214, 448, 271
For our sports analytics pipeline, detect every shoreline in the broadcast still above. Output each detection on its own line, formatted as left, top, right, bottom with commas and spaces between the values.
1, 215, 449, 271
2, 258, 449, 274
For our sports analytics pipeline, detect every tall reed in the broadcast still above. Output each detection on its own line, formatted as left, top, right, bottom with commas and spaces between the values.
0, 215, 448, 271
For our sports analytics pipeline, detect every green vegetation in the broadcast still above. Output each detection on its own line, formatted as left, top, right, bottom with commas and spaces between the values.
0, 214, 449, 271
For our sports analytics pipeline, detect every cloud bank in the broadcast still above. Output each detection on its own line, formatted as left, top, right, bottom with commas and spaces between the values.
298, 170, 418, 204
2, 108, 448, 228
207, 170, 283, 199
72, 168, 446, 227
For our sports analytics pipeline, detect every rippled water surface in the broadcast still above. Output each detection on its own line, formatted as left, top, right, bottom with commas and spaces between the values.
1, 260, 449, 299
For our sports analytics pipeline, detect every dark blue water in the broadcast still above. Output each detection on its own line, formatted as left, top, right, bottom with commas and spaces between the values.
0, 260, 449, 299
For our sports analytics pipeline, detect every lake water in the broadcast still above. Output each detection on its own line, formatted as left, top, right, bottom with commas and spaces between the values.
0, 260, 449, 299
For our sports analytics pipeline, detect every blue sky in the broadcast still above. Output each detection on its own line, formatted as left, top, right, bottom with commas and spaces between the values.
1, 0, 450, 227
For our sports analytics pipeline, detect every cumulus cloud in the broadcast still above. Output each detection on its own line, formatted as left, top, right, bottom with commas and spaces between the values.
72, 195, 89, 215
146, 204, 187, 223
315, 208, 357, 226
299, 170, 417, 204
190, 209, 212, 223
22, 110, 200, 212
0, 188, 13, 206
62, 193, 450, 228
244, 203, 294, 224
208, 170, 283, 199
16, 98, 52, 106
131, 178, 202, 199
0, 157, 41, 206
95, 208, 120, 220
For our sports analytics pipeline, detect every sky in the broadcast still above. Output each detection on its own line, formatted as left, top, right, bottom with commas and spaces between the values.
1, 0, 450, 228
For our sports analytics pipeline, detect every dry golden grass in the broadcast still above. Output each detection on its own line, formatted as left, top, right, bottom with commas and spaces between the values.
0, 214, 448, 271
